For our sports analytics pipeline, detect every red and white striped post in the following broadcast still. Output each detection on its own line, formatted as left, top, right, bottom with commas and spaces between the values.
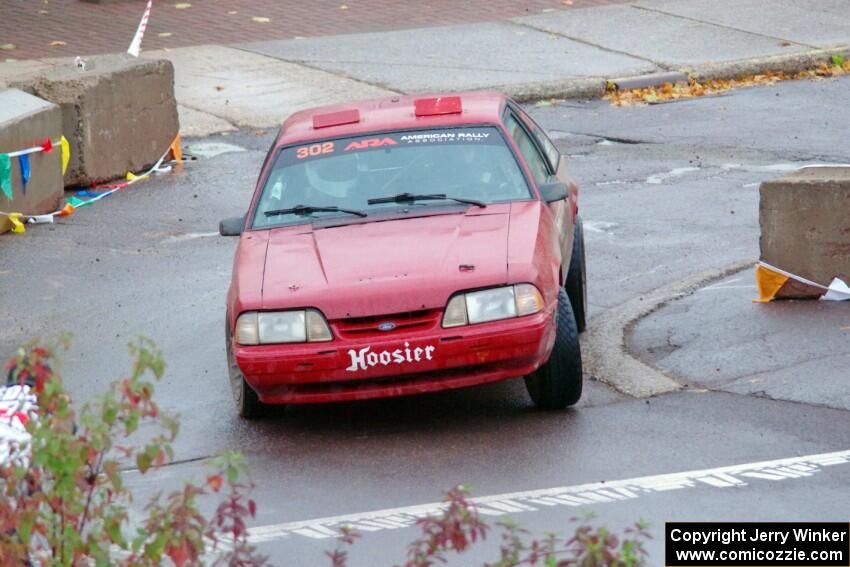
127, 0, 153, 57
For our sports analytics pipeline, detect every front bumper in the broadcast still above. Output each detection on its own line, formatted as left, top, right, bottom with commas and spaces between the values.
234, 309, 556, 404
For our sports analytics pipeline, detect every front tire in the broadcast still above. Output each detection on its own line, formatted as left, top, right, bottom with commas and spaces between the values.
226, 320, 267, 419
524, 288, 583, 409
565, 216, 587, 333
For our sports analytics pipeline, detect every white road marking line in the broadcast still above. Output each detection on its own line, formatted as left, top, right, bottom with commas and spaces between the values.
583, 220, 618, 234
247, 449, 850, 545
645, 166, 701, 184
185, 141, 247, 158
162, 231, 219, 244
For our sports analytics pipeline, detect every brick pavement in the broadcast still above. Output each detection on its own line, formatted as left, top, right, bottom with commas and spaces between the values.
1, 0, 629, 61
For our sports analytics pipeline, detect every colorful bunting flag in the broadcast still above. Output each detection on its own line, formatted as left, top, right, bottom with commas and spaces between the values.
19, 154, 30, 193
755, 262, 849, 302
169, 134, 183, 162
59, 136, 70, 175
6, 213, 25, 234
0, 154, 11, 200
2, 133, 183, 235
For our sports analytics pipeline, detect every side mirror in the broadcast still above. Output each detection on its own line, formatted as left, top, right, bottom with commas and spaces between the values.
538, 181, 568, 204
219, 216, 245, 236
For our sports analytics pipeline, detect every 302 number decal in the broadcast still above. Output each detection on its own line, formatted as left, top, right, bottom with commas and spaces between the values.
296, 142, 334, 159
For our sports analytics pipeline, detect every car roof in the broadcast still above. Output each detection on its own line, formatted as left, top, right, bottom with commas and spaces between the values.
276, 91, 510, 146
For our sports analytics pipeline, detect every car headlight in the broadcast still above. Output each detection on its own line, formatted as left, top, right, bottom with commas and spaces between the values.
442, 284, 544, 327
235, 309, 332, 345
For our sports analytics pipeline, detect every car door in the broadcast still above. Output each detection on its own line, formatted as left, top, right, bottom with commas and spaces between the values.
503, 105, 575, 281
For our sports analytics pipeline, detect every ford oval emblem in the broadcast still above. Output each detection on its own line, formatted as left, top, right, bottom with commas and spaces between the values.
378, 322, 397, 331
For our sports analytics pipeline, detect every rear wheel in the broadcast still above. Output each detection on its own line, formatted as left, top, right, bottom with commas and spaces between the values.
524, 288, 583, 409
565, 216, 587, 333
226, 320, 267, 419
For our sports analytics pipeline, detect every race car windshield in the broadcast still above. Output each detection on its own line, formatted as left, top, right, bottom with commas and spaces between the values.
252, 126, 532, 229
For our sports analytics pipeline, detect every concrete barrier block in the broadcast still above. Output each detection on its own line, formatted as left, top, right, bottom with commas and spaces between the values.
0, 89, 63, 235
12, 54, 178, 186
760, 167, 850, 290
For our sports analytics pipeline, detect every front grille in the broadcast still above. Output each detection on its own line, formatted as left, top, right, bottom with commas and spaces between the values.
332, 309, 441, 338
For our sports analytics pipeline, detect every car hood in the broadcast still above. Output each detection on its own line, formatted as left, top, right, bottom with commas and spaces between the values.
261, 204, 523, 319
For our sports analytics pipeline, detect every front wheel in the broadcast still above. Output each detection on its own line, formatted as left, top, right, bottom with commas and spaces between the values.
226, 320, 267, 419
524, 288, 583, 409
565, 216, 587, 333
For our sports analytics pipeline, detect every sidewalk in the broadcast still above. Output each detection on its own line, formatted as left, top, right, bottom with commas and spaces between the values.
2, 0, 849, 137
0, 0, 624, 60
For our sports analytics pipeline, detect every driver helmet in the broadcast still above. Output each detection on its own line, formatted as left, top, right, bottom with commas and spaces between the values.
305, 153, 358, 199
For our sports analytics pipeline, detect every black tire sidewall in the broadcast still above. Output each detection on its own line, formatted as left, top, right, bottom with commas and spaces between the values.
565, 216, 587, 333
225, 318, 266, 419
525, 288, 583, 409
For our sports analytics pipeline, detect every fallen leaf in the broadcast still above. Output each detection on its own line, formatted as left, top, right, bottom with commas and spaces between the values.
605, 61, 850, 107
563, 0, 574, 4
49, 40, 66, 46
214, 85, 224, 91
174, 2, 191, 9
779, 41, 791, 47
252, 16, 270, 23
38, 10, 48, 14
157, 32, 172, 37
227, 10, 237, 14
340, 4, 349, 9
5, 58, 18, 63
0, 43, 15, 51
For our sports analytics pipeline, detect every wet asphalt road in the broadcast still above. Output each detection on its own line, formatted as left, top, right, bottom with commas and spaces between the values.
2, 75, 849, 565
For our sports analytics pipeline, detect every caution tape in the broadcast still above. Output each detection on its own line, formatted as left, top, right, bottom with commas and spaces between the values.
1, 134, 186, 234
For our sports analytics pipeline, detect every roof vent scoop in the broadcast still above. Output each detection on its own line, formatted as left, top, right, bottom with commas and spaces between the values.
414, 96, 462, 117
312, 108, 361, 129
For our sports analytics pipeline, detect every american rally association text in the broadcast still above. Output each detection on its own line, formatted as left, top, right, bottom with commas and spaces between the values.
670, 527, 848, 547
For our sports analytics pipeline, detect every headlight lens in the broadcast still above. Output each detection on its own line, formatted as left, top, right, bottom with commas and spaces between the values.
259, 311, 306, 343
441, 284, 544, 327
466, 287, 517, 324
235, 309, 332, 345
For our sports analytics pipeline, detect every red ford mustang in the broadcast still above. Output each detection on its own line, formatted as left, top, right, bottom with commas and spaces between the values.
220, 92, 587, 418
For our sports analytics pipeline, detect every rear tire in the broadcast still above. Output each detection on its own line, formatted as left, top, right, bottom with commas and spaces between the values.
565, 216, 587, 333
524, 288, 583, 409
226, 320, 267, 419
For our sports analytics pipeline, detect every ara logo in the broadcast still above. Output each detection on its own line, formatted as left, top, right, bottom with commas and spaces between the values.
344, 138, 398, 151
377, 322, 397, 331
346, 342, 436, 372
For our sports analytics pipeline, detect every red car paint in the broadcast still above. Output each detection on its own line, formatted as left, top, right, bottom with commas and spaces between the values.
226, 91, 579, 404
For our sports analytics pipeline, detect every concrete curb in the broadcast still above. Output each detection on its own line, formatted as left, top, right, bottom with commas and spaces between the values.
582, 260, 755, 398
505, 45, 850, 103
501, 77, 607, 104
682, 45, 850, 82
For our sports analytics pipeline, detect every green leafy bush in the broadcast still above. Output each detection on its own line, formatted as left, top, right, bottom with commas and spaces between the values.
0, 338, 267, 566
1, 339, 648, 566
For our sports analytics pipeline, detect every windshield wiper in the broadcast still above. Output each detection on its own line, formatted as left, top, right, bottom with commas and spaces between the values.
367, 192, 486, 208
264, 205, 367, 218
